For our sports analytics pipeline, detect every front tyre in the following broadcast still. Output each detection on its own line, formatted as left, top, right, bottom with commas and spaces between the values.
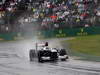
38, 51, 43, 63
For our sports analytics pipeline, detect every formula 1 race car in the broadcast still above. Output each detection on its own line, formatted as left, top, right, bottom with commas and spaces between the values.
29, 42, 68, 62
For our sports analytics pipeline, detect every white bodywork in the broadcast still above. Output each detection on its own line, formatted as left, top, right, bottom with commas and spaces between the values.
41, 57, 50, 60
59, 55, 68, 59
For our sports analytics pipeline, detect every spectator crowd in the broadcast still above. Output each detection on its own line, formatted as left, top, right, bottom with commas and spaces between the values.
24, 0, 100, 30
1, 0, 100, 31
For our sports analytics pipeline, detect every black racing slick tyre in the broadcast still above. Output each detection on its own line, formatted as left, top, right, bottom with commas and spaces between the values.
66, 56, 69, 59
29, 49, 35, 61
61, 56, 69, 61
59, 49, 68, 61
38, 51, 43, 63
59, 49, 67, 55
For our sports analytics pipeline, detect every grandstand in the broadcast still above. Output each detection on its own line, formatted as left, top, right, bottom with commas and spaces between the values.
0, 0, 100, 40
29, 0, 100, 30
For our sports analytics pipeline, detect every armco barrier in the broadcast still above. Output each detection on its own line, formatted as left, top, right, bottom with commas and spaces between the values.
39, 26, 100, 38
0, 33, 17, 40
0, 26, 100, 40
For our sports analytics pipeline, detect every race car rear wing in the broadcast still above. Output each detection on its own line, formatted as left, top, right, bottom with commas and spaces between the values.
36, 42, 48, 51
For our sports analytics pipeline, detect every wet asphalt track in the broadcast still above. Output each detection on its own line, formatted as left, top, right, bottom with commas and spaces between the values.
0, 38, 100, 75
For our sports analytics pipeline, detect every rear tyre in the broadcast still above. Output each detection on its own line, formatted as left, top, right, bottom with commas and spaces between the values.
29, 49, 35, 61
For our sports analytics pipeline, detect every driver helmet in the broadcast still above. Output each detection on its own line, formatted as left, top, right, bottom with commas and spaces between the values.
43, 46, 49, 50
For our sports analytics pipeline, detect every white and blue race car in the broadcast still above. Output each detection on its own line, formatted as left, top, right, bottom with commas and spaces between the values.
29, 42, 68, 62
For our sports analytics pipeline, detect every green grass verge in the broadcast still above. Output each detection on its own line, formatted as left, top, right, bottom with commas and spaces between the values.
67, 35, 100, 56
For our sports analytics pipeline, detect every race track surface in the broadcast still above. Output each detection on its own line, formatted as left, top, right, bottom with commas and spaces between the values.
0, 38, 100, 75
